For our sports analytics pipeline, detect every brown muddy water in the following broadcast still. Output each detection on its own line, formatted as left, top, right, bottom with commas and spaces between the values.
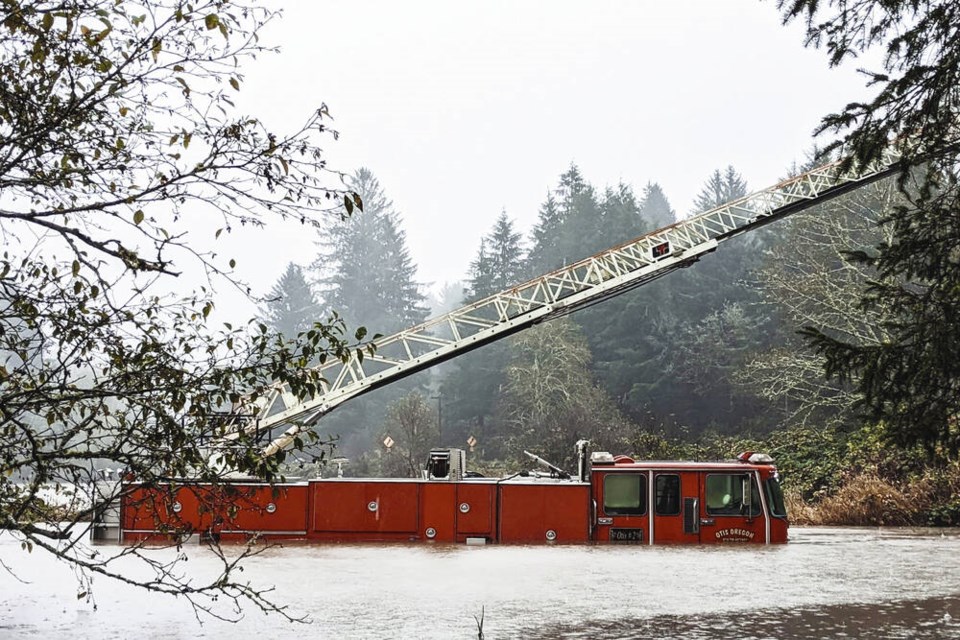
1, 527, 959, 639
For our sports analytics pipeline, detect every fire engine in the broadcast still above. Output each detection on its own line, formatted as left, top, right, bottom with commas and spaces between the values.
115, 446, 786, 545
92, 146, 901, 546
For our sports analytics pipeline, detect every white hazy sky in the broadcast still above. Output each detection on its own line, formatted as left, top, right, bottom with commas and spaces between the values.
216, 0, 875, 319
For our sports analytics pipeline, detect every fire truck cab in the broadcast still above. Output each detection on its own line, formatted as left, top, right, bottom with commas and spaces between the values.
589, 450, 788, 544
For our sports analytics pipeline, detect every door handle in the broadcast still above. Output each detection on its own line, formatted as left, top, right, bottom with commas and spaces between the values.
700, 518, 715, 526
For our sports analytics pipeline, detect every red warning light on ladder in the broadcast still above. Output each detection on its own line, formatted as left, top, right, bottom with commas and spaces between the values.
652, 241, 671, 259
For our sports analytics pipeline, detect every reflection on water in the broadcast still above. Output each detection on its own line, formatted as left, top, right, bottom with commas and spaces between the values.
1, 527, 959, 639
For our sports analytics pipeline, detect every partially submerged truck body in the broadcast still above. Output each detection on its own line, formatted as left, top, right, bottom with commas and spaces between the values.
109, 449, 787, 545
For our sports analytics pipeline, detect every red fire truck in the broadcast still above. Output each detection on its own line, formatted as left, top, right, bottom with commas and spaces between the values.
114, 447, 787, 545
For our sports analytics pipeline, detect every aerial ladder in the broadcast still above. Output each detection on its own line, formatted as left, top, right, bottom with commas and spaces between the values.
228, 146, 903, 458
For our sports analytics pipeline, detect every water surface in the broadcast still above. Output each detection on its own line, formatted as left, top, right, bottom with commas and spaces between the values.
1, 527, 958, 638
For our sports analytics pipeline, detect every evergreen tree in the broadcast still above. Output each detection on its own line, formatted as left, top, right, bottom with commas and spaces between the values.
669, 302, 773, 430
660, 166, 772, 431
526, 192, 563, 277
464, 240, 496, 302
259, 262, 322, 340
310, 168, 429, 456
629, 165, 777, 435
441, 211, 525, 455
639, 183, 676, 231
570, 182, 661, 415
677, 165, 757, 314
465, 211, 525, 301
598, 183, 648, 244
487, 210, 526, 291
524, 166, 685, 431
442, 211, 527, 451
779, 0, 960, 453
526, 164, 602, 275
691, 166, 749, 215
313, 167, 428, 335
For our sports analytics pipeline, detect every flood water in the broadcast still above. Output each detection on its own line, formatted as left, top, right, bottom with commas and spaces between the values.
2, 527, 959, 639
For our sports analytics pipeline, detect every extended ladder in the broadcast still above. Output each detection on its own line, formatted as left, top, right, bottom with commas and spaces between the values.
237, 147, 902, 457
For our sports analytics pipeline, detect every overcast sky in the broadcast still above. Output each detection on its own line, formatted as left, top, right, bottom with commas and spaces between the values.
219, 1, 876, 318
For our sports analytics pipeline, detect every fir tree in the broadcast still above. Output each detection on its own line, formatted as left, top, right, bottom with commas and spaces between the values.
465, 211, 525, 301
639, 182, 676, 231
313, 168, 428, 335
464, 240, 496, 302
691, 166, 749, 215
310, 168, 429, 456
526, 192, 563, 277
259, 262, 322, 340
527, 163, 603, 274
443, 210, 527, 450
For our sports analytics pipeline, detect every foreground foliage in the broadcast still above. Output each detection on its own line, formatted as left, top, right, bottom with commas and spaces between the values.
0, 0, 366, 618
780, 0, 960, 454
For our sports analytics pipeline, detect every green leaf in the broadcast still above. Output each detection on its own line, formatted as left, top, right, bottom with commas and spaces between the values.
72, 260, 80, 276
229, 77, 239, 91
204, 14, 219, 30
343, 195, 354, 215
133, 210, 144, 225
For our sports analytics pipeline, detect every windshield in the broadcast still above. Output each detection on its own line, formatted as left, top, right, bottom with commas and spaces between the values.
765, 476, 787, 517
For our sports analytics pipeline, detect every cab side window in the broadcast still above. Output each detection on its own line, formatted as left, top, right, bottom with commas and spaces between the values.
705, 474, 761, 516
655, 474, 681, 515
603, 474, 646, 515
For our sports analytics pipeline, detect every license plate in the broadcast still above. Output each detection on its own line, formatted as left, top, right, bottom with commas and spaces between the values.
610, 528, 643, 543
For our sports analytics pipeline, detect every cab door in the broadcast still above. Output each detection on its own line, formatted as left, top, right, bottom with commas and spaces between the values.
697, 471, 766, 544
651, 472, 699, 544
594, 471, 648, 544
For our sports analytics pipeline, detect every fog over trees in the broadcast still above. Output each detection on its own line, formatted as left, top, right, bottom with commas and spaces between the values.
273, 157, 902, 473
